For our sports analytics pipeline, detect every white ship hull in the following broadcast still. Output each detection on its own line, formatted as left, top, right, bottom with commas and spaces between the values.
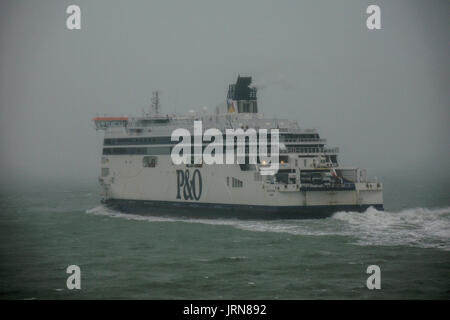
99, 154, 383, 219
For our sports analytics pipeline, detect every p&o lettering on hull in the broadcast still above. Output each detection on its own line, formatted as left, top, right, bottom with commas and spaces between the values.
176, 169, 202, 201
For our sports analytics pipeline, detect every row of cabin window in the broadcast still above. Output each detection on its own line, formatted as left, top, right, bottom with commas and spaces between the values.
104, 134, 321, 146
103, 147, 171, 155
112, 154, 326, 170
288, 147, 325, 153
103, 147, 275, 165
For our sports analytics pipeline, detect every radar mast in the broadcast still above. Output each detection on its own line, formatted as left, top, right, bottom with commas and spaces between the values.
151, 90, 161, 116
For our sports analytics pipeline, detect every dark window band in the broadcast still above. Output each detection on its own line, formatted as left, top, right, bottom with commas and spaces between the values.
103, 147, 172, 155
103, 133, 319, 146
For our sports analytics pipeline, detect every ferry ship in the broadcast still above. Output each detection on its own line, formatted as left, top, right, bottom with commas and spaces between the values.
94, 76, 383, 218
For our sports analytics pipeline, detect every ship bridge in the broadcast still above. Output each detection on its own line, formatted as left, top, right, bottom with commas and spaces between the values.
93, 117, 128, 130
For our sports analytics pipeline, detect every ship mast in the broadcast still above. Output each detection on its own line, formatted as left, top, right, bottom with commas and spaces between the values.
151, 90, 161, 116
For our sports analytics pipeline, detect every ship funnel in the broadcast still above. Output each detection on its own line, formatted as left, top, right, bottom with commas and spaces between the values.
227, 75, 258, 114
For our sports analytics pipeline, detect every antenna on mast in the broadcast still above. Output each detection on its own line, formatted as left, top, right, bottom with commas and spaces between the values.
151, 90, 161, 115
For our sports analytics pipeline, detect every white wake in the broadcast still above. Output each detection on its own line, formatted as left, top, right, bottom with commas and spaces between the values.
332, 206, 450, 250
85, 205, 450, 251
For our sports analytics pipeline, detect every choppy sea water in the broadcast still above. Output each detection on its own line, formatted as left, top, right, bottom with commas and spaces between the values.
0, 175, 449, 299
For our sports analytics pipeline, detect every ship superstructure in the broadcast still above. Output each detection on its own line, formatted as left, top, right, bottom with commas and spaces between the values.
94, 76, 383, 218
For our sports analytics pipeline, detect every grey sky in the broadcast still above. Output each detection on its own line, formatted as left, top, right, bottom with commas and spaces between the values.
0, 0, 449, 185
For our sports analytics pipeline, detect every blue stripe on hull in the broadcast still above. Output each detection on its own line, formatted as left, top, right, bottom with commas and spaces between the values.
103, 199, 384, 219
